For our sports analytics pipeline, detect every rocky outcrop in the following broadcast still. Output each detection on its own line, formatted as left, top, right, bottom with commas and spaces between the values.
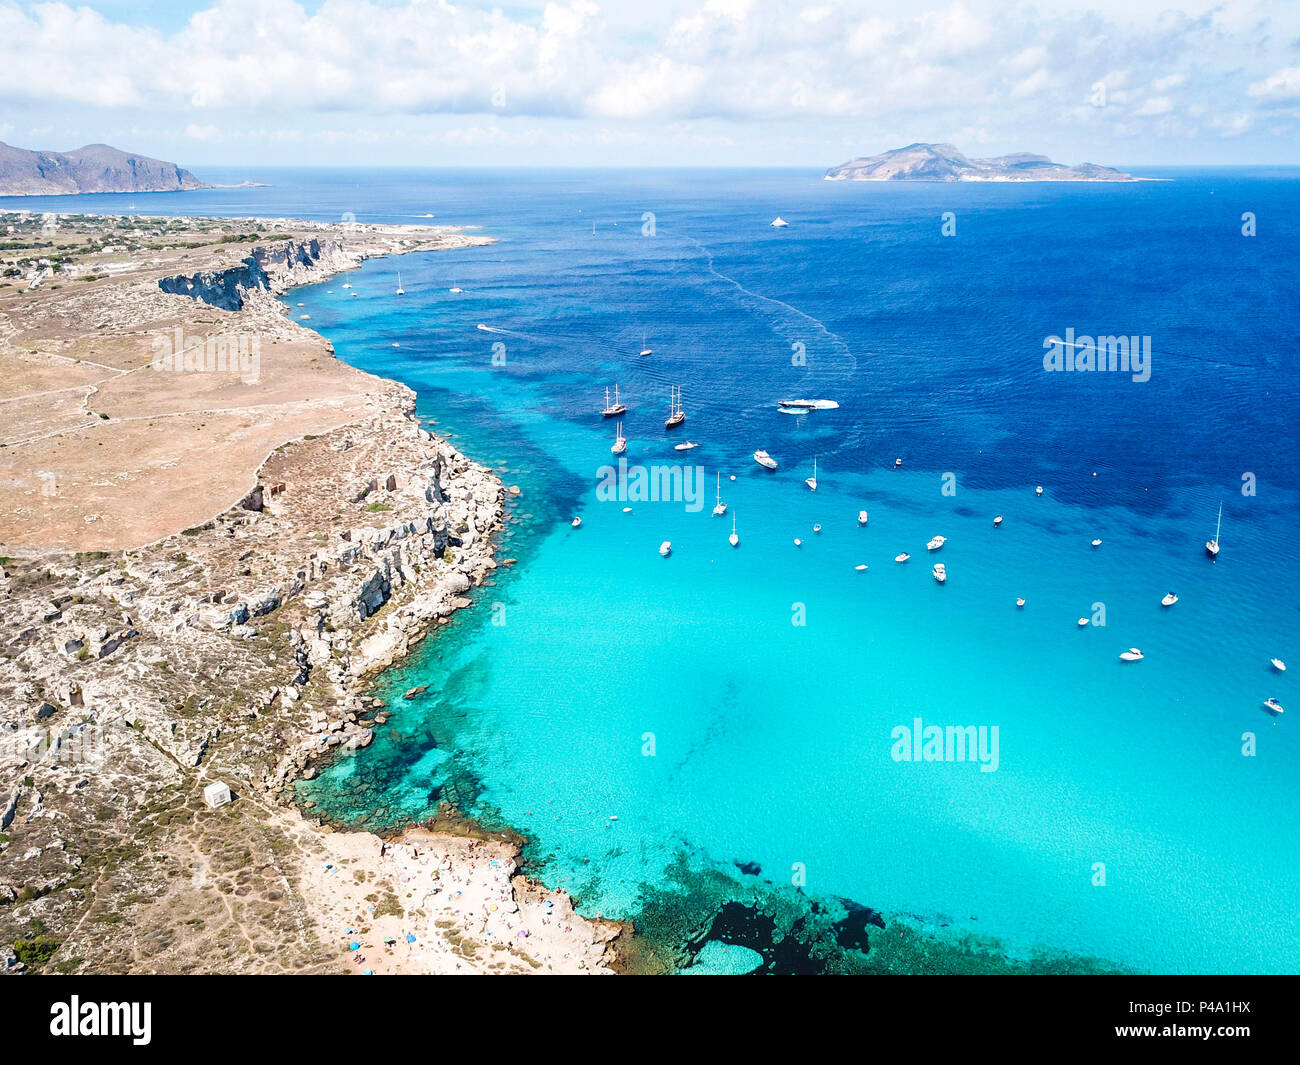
158, 239, 358, 311
0, 141, 207, 196
825, 142, 1135, 182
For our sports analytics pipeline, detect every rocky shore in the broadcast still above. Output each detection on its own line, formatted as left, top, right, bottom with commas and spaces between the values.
0, 213, 621, 974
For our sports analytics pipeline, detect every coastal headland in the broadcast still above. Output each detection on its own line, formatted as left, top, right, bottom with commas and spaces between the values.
0, 210, 622, 973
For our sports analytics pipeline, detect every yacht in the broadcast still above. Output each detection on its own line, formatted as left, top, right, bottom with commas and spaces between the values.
659, 541, 672, 557
665, 385, 685, 429
932, 563, 947, 584
771, 217, 790, 228
855, 564, 869, 572
793, 538, 802, 547
895, 553, 911, 563
1263, 698, 1285, 715
778, 399, 839, 410
805, 456, 818, 492
571, 517, 582, 529
1016, 597, 1026, 608
1119, 648, 1145, 662
601, 386, 626, 418
1206, 503, 1222, 559
813, 524, 822, 534
993, 515, 1003, 527
1091, 539, 1103, 547
611, 421, 627, 455
1077, 617, 1090, 627
395, 270, 405, 295
729, 514, 740, 548
926, 535, 946, 552
753, 450, 778, 470
342, 283, 352, 289
674, 441, 699, 452
1035, 485, 1044, 497
639, 333, 652, 357
893, 458, 903, 469
1270, 658, 1287, 673
712, 473, 727, 516
1161, 593, 1178, 607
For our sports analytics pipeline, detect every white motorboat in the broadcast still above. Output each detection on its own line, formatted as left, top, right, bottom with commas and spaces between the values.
793, 538, 802, 547
993, 515, 1003, 527
754, 450, 778, 470
926, 535, 946, 552
855, 564, 869, 572
812, 524, 822, 534
805, 456, 818, 492
665, 385, 685, 429
601, 385, 626, 418
1270, 658, 1287, 673
858, 510, 869, 525
1119, 648, 1144, 662
1077, 617, 1090, 627
729, 514, 739, 548
893, 458, 903, 469
1016, 597, 1026, 608
1091, 539, 1103, 547
1035, 485, 1044, 496
674, 441, 699, 451
659, 541, 672, 557
571, 517, 582, 529
712, 473, 727, 516
895, 553, 911, 563
1206, 503, 1222, 559
1161, 593, 1178, 607
932, 563, 947, 584
342, 283, 352, 289
777, 399, 839, 410
1263, 698, 1285, 715
611, 421, 626, 455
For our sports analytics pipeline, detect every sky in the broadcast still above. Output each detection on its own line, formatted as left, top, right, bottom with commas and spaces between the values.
1, 0, 1299, 170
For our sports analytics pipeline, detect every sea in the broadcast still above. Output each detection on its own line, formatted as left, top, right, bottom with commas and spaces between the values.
9, 166, 1299, 973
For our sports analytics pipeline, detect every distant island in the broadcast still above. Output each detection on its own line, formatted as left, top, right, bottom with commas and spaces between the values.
825, 143, 1135, 182
0, 141, 208, 196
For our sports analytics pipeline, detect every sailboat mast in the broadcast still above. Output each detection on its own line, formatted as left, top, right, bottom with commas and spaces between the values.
1216, 504, 1223, 543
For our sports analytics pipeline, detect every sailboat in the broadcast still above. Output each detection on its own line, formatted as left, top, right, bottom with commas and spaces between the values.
805, 456, 818, 492
449, 280, 462, 293
395, 270, 405, 296
1206, 504, 1222, 559
729, 514, 740, 548
712, 473, 727, 516
611, 421, 626, 455
639, 333, 652, 357
665, 385, 685, 429
601, 386, 626, 418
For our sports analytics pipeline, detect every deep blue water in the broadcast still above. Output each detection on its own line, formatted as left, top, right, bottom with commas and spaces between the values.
17, 168, 1300, 972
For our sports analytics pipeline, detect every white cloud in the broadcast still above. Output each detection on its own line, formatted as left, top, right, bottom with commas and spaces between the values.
1134, 97, 1173, 116
1248, 66, 1300, 103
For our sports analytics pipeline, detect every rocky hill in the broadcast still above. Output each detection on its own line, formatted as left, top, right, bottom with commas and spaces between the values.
0, 141, 208, 196
825, 142, 1135, 182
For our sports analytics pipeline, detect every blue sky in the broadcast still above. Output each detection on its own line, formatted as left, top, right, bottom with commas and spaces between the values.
2, 0, 1299, 169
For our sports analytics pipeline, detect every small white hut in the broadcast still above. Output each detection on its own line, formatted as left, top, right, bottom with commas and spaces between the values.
203, 781, 232, 808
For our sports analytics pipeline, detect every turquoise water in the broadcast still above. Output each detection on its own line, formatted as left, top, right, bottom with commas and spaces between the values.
54, 168, 1297, 972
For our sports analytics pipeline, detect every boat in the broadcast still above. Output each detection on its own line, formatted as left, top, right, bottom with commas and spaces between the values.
1270, 658, 1287, 672
753, 449, 778, 470
1119, 648, 1144, 662
601, 386, 626, 418
712, 474, 727, 517
611, 421, 626, 455
932, 563, 947, 584
893, 458, 903, 469
1016, 597, 1026, 608
396, 270, 404, 295
659, 541, 672, 557
778, 399, 839, 410
771, 217, 789, 227
1206, 503, 1222, 559
571, 517, 582, 529
342, 283, 352, 289
793, 538, 802, 547
812, 524, 822, 534
858, 510, 869, 525
926, 535, 946, 552
1077, 618, 1090, 627
449, 280, 462, 293
1035, 486, 1044, 496
665, 385, 685, 429
1161, 593, 1178, 607
729, 514, 739, 548
674, 441, 699, 451
639, 333, 652, 357
994, 515, 1003, 527
895, 553, 910, 563
1091, 539, 1103, 547
855, 564, 869, 572
477, 323, 490, 331
1263, 698, 1285, 715
805, 456, 818, 492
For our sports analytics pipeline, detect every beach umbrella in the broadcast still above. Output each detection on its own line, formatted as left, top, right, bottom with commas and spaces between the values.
384, 936, 396, 944
349, 941, 360, 952
406, 934, 416, 943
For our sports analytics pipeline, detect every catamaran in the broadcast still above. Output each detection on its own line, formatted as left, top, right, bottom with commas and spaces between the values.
665, 385, 685, 429
1206, 503, 1222, 559
713, 473, 727, 516
753, 449, 777, 470
601, 386, 626, 418
611, 421, 626, 455
729, 514, 740, 548
805, 456, 818, 491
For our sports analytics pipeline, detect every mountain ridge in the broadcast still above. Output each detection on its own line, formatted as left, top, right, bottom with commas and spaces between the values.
825, 142, 1135, 182
0, 141, 208, 196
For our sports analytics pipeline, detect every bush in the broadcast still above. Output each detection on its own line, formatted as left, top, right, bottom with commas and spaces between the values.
13, 937, 60, 967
